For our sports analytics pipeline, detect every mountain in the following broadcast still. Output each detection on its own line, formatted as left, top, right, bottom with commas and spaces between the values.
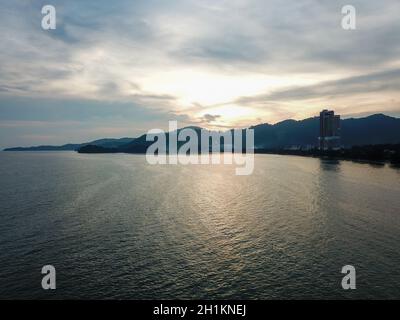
3, 137, 135, 151
3, 114, 400, 152
112, 114, 400, 152
118, 126, 205, 153
252, 117, 319, 148
252, 114, 400, 149
4, 144, 82, 151
77, 145, 118, 153
341, 114, 400, 146
86, 138, 135, 149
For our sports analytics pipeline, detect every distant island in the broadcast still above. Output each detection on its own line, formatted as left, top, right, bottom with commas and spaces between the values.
4, 138, 135, 152
4, 113, 400, 164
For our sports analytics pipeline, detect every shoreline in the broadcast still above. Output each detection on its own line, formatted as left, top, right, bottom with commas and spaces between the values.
3, 147, 400, 167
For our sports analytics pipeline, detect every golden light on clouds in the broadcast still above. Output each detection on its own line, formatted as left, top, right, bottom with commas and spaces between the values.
1, 0, 400, 148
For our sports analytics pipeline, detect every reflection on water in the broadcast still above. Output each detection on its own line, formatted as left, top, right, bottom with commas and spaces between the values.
319, 159, 341, 172
389, 163, 400, 170
0, 152, 400, 299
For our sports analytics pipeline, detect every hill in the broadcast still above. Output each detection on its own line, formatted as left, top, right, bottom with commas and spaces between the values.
4, 137, 135, 151
4, 114, 400, 152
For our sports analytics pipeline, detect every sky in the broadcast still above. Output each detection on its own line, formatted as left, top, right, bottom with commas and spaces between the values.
1, 0, 400, 148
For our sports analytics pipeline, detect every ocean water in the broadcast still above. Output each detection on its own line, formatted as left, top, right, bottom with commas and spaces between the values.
0, 151, 399, 299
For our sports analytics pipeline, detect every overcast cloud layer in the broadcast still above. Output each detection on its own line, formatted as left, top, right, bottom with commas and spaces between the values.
1, 0, 400, 148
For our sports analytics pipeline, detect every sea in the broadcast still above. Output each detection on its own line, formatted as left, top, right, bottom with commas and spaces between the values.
0, 151, 399, 299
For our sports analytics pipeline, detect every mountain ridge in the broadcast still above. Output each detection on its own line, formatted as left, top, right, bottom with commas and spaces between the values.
3, 137, 136, 151
3, 113, 400, 151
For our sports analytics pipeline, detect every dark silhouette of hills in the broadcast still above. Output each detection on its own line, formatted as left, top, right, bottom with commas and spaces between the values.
252, 114, 400, 148
4, 143, 82, 151
118, 126, 205, 153
251, 117, 319, 148
341, 114, 400, 146
4, 113, 400, 152
77, 145, 118, 153
4, 137, 135, 151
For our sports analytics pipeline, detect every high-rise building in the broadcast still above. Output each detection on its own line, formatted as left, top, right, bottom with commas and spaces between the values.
319, 109, 341, 150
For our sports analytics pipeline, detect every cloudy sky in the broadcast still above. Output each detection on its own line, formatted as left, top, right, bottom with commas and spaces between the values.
1, 0, 400, 148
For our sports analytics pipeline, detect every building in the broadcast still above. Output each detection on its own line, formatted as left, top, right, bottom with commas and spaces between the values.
319, 109, 341, 150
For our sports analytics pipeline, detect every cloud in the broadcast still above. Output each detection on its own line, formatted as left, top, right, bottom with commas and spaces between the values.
1, 0, 400, 147
202, 114, 221, 123
237, 68, 400, 103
